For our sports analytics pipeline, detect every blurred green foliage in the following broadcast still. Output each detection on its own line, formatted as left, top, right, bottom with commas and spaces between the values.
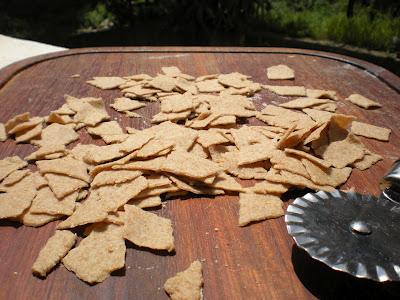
98, 0, 400, 52
82, 2, 115, 30
103, 0, 270, 30
262, 0, 400, 52
0, 0, 98, 43
0, 0, 399, 52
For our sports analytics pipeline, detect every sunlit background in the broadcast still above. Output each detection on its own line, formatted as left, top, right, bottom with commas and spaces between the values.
1, 0, 399, 74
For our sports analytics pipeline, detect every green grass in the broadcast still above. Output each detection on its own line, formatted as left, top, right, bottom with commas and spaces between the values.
262, 0, 400, 52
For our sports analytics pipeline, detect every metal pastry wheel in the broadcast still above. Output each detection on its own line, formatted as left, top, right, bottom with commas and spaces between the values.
285, 161, 400, 282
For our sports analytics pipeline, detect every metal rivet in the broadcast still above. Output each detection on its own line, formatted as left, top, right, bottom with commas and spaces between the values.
350, 220, 372, 235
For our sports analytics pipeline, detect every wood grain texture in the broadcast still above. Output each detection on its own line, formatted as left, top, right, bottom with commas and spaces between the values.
0, 47, 399, 300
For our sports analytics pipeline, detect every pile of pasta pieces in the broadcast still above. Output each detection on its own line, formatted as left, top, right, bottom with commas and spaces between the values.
0, 64, 392, 299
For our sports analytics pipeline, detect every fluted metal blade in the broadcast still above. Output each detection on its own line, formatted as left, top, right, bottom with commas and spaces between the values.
285, 190, 400, 282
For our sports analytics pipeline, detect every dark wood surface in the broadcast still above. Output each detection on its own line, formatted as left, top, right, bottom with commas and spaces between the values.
0, 47, 399, 300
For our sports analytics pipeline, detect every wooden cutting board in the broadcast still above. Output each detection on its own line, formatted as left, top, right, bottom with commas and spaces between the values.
0, 47, 399, 300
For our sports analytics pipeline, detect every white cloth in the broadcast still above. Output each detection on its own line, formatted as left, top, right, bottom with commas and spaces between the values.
0, 34, 67, 69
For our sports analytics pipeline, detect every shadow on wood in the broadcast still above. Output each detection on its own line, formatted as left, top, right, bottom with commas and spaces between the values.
291, 245, 400, 299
